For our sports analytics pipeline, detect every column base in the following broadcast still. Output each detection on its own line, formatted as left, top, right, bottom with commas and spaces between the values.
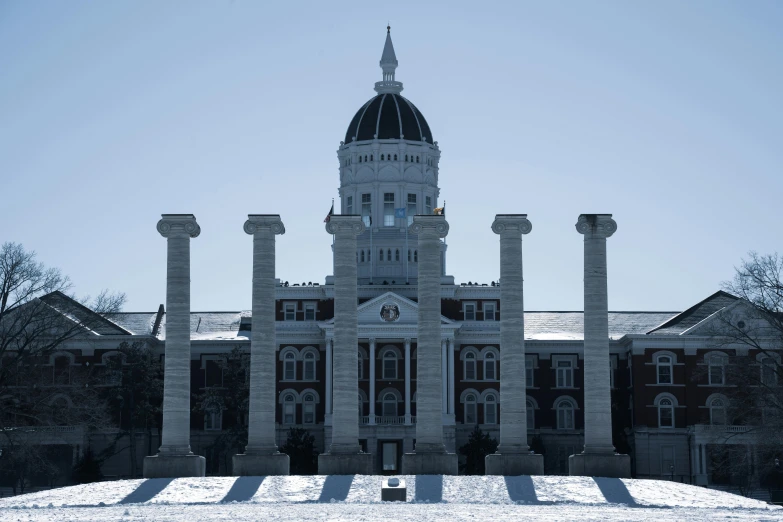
485, 453, 544, 476
143, 454, 205, 478
318, 452, 374, 475
568, 453, 631, 478
401, 452, 458, 475
232, 453, 289, 476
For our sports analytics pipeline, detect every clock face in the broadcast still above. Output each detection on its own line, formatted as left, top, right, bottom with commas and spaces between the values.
380, 303, 400, 322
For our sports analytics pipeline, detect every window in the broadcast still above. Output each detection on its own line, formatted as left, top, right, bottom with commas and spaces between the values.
709, 397, 726, 425
381, 154, 385, 161
383, 351, 397, 379
395, 249, 400, 262
484, 352, 496, 380
384, 193, 395, 226
483, 302, 497, 321
761, 358, 777, 387
658, 398, 674, 428
284, 352, 296, 380
284, 303, 296, 321
204, 409, 222, 431
407, 194, 417, 225
464, 394, 477, 424
387, 248, 391, 262
53, 355, 71, 385
526, 356, 535, 388
609, 359, 615, 389
379, 249, 384, 261
361, 250, 365, 263
708, 354, 726, 385
283, 394, 295, 424
526, 399, 535, 429
463, 303, 476, 321
358, 351, 364, 380
484, 394, 497, 424
303, 394, 315, 424
556, 399, 575, 430
657, 355, 673, 384
425, 196, 432, 216
408, 249, 411, 262
303, 352, 316, 380
556, 360, 573, 388
361, 193, 372, 227
205, 358, 224, 388
393, 154, 397, 161
304, 303, 316, 321
464, 352, 476, 380
414, 250, 418, 263
358, 393, 364, 417
382, 392, 398, 417
346, 195, 353, 215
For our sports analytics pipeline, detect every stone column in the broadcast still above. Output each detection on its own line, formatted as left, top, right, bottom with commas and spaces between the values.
369, 338, 376, 424
448, 341, 455, 414
325, 337, 333, 419
441, 339, 447, 413
318, 215, 373, 474
486, 214, 543, 475
233, 215, 289, 475
402, 215, 457, 474
404, 338, 412, 424
569, 214, 631, 478
143, 214, 205, 478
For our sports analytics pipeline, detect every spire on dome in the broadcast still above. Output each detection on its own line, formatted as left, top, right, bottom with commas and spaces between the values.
375, 25, 403, 94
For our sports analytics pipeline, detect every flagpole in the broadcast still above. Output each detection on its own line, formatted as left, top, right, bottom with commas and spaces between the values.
369, 216, 373, 284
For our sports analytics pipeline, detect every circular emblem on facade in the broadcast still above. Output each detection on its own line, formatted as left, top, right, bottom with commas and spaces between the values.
380, 303, 400, 322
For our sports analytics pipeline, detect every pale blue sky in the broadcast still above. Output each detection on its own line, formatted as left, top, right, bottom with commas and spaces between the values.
1, 1, 781, 313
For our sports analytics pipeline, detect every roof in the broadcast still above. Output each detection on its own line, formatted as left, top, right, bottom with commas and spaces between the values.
646, 291, 739, 335
344, 93, 433, 143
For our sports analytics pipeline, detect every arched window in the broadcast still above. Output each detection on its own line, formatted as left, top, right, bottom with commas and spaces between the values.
656, 354, 673, 384
416, 156, 419, 163
408, 249, 411, 262
284, 352, 296, 380
387, 249, 391, 262
383, 351, 397, 379
53, 354, 71, 385
359, 156, 362, 163
381, 154, 385, 161
709, 397, 726, 425
526, 398, 535, 429
361, 250, 365, 263
464, 352, 477, 380
395, 249, 400, 262
708, 353, 727, 385
414, 250, 418, 263
484, 394, 497, 424
658, 398, 674, 428
464, 394, 477, 424
394, 154, 397, 161
364, 155, 368, 162
382, 392, 398, 417
484, 352, 496, 380
303, 352, 316, 380
370, 154, 373, 161
405, 154, 408, 162
283, 394, 296, 424
379, 249, 384, 261
556, 398, 575, 430
358, 350, 364, 380
303, 393, 315, 424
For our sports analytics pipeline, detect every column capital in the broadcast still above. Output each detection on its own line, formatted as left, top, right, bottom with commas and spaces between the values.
244, 215, 285, 236
157, 214, 200, 238
409, 215, 449, 238
492, 214, 532, 236
403, 338, 412, 346
576, 214, 617, 239
325, 215, 365, 236
368, 338, 376, 346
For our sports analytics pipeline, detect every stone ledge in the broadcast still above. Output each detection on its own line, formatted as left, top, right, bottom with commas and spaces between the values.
568, 453, 631, 478
232, 453, 290, 476
143, 454, 206, 478
318, 453, 374, 475
485, 453, 544, 476
401, 452, 458, 475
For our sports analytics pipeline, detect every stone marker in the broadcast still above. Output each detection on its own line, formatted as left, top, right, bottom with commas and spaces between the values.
381, 477, 406, 502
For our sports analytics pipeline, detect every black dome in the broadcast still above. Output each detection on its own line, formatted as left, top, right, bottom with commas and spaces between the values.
344, 93, 434, 144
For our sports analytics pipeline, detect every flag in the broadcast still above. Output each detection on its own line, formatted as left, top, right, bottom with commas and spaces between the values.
324, 202, 334, 223
434, 203, 446, 217
394, 208, 406, 219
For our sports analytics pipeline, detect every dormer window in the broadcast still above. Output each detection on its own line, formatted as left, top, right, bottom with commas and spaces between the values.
483, 302, 497, 321
304, 302, 316, 321
284, 302, 296, 321
463, 303, 476, 321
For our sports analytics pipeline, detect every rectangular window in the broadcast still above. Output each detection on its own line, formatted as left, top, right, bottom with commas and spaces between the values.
283, 403, 295, 424
557, 360, 573, 388
526, 356, 535, 388
463, 303, 476, 321
483, 302, 497, 321
303, 403, 315, 424
284, 302, 296, 321
204, 410, 222, 431
709, 364, 724, 385
658, 364, 672, 384
384, 193, 395, 226
465, 403, 476, 424
205, 359, 224, 388
761, 358, 777, 387
304, 303, 316, 321
407, 194, 417, 225
346, 195, 353, 215
362, 193, 372, 227
425, 196, 432, 216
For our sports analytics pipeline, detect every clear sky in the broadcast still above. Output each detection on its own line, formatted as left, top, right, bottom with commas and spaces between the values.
1, 1, 781, 313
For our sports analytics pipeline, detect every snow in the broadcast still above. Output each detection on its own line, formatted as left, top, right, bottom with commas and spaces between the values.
1, 475, 779, 521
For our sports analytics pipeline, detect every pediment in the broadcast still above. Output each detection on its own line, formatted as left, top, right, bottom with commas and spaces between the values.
323, 291, 454, 326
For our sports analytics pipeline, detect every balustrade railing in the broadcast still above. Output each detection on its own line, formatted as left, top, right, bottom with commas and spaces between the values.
360, 416, 415, 425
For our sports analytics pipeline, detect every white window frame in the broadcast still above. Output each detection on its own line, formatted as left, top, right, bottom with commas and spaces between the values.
483, 302, 497, 321
302, 393, 316, 425
555, 359, 574, 388
303, 352, 316, 381
283, 301, 297, 322
283, 394, 296, 424
708, 353, 727, 385
656, 354, 673, 385
383, 192, 395, 227
382, 351, 398, 380
303, 302, 317, 321
526, 355, 537, 388
555, 398, 576, 430
283, 352, 296, 381
464, 352, 477, 380
204, 409, 222, 431
483, 393, 498, 425
464, 393, 477, 425
484, 352, 497, 381
361, 193, 372, 227
656, 396, 675, 428
382, 392, 398, 417
463, 302, 476, 321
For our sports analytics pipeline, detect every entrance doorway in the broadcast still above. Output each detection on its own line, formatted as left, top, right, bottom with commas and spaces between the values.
379, 440, 402, 475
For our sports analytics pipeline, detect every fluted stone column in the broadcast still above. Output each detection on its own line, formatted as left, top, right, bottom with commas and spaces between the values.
369, 338, 376, 424
402, 215, 457, 475
233, 215, 289, 475
143, 214, 205, 478
318, 215, 373, 474
486, 214, 543, 475
404, 338, 412, 424
569, 214, 630, 478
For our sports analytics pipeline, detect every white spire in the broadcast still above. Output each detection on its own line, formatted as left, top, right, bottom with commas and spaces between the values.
375, 25, 403, 94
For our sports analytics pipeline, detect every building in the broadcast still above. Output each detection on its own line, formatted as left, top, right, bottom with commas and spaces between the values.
5, 30, 778, 484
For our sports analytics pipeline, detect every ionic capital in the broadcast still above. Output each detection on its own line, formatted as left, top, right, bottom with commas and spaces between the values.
409, 215, 449, 238
325, 215, 365, 236
575, 214, 617, 239
244, 214, 285, 236
492, 214, 532, 236
157, 214, 200, 238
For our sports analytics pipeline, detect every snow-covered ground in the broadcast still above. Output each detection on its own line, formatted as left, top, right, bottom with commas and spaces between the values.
1, 475, 779, 521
